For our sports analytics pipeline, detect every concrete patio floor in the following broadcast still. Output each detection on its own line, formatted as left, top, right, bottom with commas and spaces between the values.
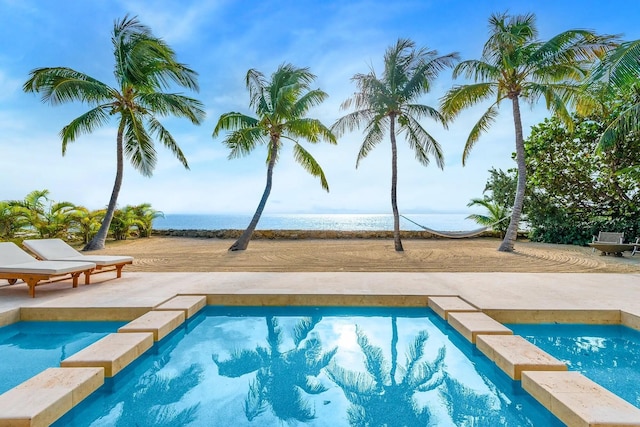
2, 271, 640, 426
1, 271, 639, 323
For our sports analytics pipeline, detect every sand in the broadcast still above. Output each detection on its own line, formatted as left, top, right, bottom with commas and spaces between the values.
91, 236, 640, 273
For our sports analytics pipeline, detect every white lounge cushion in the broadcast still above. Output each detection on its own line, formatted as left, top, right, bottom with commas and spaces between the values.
0, 242, 95, 274
23, 239, 133, 266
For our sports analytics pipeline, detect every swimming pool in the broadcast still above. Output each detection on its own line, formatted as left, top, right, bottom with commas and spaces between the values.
55, 306, 561, 426
510, 323, 640, 409
0, 320, 124, 394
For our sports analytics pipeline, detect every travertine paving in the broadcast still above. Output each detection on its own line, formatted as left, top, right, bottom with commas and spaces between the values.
2, 271, 640, 426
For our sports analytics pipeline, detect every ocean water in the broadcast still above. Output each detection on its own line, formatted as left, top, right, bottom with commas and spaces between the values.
154, 213, 480, 232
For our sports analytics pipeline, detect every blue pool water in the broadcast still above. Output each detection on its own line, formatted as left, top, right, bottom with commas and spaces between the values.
56, 307, 562, 426
509, 323, 640, 409
0, 321, 124, 394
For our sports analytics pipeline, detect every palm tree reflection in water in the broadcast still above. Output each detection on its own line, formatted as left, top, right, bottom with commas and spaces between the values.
326, 316, 446, 426
212, 316, 337, 423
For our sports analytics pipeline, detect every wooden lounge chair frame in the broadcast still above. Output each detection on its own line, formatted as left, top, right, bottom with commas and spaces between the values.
589, 232, 638, 256
0, 271, 92, 298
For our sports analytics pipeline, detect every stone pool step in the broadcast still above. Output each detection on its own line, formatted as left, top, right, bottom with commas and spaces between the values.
61, 332, 153, 377
522, 371, 640, 426
118, 310, 185, 341
0, 367, 103, 427
476, 334, 567, 380
447, 311, 513, 343
154, 295, 206, 319
427, 296, 479, 320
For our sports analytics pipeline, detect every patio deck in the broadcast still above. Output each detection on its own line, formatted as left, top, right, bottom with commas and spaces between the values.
2, 272, 640, 426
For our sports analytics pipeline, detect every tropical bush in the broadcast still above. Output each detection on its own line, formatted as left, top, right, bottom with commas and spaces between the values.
0, 190, 161, 244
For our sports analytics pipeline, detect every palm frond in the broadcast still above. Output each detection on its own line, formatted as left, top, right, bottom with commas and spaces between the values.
440, 83, 497, 120
122, 113, 156, 176
463, 103, 499, 165
23, 67, 114, 105
452, 60, 500, 82
356, 119, 386, 167
598, 102, 640, 150
330, 109, 375, 136
292, 143, 330, 191
147, 117, 189, 169
285, 118, 336, 144
402, 114, 444, 168
213, 112, 260, 136
590, 39, 640, 88
138, 92, 205, 124
60, 105, 111, 153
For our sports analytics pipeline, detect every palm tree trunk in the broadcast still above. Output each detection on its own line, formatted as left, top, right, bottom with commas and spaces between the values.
83, 123, 125, 251
390, 116, 404, 252
229, 139, 279, 251
499, 96, 526, 252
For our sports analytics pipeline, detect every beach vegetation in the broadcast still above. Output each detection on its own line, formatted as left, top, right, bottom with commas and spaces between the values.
524, 109, 640, 245
213, 64, 336, 251
0, 190, 162, 244
332, 38, 458, 252
23, 15, 205, 251
466, 198, 510, 238
441, 11, 616, 252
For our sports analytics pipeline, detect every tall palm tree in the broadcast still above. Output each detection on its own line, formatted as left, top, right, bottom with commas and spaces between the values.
332, 38, 458, 252
23, 15, 205, 251
213, 64, 336, 251
441, 12, 614, 252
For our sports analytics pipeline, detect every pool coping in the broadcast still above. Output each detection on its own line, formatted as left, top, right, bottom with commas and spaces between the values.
1, 291, 640, 425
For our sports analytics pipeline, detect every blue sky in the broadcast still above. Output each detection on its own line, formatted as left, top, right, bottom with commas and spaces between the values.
1, 0, 639, 215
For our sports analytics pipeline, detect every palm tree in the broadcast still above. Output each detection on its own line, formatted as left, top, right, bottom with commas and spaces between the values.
23, 15, 205, 251
441, 12, 615, 252
326, 317, 446, 425
332, 38, 458, 252
213, 64, 336, 251
212, 316, 337, 423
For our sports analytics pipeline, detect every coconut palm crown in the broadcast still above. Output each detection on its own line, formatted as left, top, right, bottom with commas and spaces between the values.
332, 38, 458, 252
23, 15, 205, 250
213, 63, 336, 251
441, 12, 615, 252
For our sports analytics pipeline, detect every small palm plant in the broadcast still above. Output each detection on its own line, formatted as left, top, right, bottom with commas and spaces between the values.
466, 198, 510, 238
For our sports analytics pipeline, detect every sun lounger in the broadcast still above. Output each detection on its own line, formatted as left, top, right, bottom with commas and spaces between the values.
588, 232, 637, 256
0, 242, 95, 297
23, 238, 133, 278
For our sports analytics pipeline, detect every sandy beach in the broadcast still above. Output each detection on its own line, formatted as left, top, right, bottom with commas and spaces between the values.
91, 236, 640, 273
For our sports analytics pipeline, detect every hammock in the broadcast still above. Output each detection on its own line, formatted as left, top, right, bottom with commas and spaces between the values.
400, 214, 510, 239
